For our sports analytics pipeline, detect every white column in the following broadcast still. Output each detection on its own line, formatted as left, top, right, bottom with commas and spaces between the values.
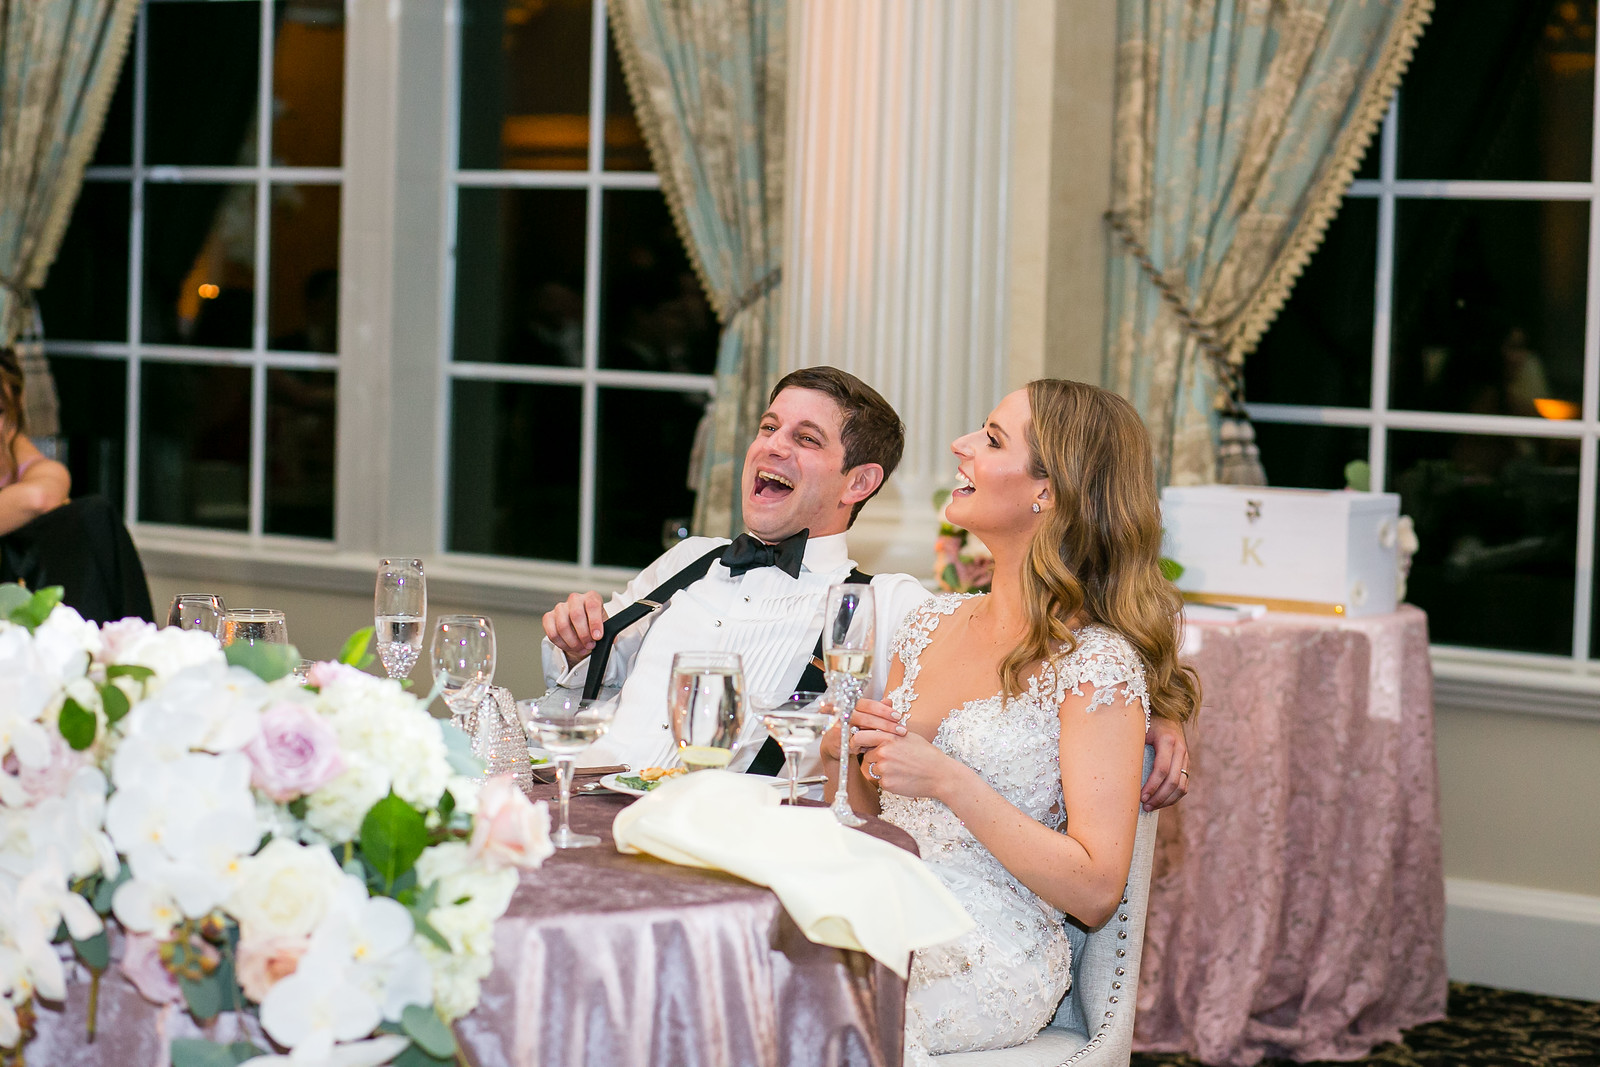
782, 0, 1017, 575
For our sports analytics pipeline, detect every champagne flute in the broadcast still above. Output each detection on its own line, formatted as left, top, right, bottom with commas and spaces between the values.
222, 608, 289, 647
517, 694, 619, 849
431, 615, 496, 742
375, 558, 426, 679
824, 583, 874, 827
167, 593, 228, 637
668, 651, 746, 771
755, 690, 835, 805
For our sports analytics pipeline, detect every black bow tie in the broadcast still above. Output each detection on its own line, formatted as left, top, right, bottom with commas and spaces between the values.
722, 530, 809, 578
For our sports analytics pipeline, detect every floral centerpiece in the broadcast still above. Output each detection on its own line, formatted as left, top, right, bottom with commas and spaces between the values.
0, 585, 553, 1067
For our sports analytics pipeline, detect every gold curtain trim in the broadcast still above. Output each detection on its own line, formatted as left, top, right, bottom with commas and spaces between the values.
605, 1, 733, 325
29, 0, 142, 291
1224, 0, 1436, 363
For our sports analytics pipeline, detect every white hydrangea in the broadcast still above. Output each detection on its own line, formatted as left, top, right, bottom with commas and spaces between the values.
410, 842, 518, 1021
303, 761, 389, 845
109, 624, 225, 690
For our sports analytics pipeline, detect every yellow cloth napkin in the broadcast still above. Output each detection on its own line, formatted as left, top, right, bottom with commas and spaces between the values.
612, 770, 974, 978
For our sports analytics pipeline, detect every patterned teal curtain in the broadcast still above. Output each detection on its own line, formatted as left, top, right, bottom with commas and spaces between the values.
0, 0, 140, 437
1105, 0, 1433, 486
609, 0, 785, 539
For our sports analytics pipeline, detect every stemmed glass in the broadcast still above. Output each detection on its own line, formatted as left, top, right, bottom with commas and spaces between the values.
431, 615, 496, 743
517, 694, 619, 849
824, 583, 874, 827
668, 651, 746, 771
755, 691, 835, 805
167, 593, 228, 638
375, 558, 426, 679
221, 609, 289, 647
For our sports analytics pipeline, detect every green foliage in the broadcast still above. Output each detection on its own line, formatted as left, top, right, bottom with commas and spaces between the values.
178, 968, 229, 1022
105, 663, 155, 683
100, 681, 131, 724
92, 863, 131, 916
168, 1039, 266, 1067
73, 929, 110, 971
393, 1042, 454, 1067
360, 792, 428, 893
3, 585, 64, 630
402, 881, 451, 951
437, 789, 455, 823
224, 640, 301, 682
1344, 459, 1372, 492
440, 721, 486, 778
402, 1004, 458, 1059
339, 626, 376, 669
1159, 556, 1185, 583
59, 697, 98, 750
939, 563, 960, 591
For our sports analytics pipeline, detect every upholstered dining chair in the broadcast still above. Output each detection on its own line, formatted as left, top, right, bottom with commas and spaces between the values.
933, 746, 1161, 1067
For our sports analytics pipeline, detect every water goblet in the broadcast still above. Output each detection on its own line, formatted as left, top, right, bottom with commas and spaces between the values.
222, 608, 289, 648
517, 694, 619, 848
431, 615, 496, 742
375, 557, 426, 679
167, 593, 228, 638
824, 583, 875, 827
668, 651, 746, 771
754, 691, 835, 805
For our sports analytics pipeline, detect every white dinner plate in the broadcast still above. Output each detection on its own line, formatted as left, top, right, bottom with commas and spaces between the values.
597, 772, 647, 797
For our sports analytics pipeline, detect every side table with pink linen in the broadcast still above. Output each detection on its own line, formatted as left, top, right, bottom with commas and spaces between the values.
1133, 605, 1448, 1066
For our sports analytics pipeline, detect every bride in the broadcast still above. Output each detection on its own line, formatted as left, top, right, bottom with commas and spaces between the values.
821, 379, 1199, 1063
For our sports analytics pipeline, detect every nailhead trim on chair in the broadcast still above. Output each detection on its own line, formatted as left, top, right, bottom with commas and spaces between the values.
1046, 903, 1131, 1067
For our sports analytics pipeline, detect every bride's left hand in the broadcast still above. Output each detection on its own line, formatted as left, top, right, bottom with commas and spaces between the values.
853, 727, 963, 801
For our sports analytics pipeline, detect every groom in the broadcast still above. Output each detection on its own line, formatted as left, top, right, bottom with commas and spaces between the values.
542, 366, 1190, 807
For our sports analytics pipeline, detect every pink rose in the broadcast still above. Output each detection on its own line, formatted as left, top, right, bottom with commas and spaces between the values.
236, 934, 309, 1003
245, 702, 346, 802
469, 776, 554, 870
305, 660, 366, 688
16, 731, 90, 803
120, 933, 182, 1006
99, 618, 156, 662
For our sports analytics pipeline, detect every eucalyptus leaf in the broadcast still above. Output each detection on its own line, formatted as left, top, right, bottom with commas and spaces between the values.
411, 911, 451, 952
401, 1004, 458, 1059
169, 1039, 245, 1067
360, 792, 427, 891
439, 721, 486, 778
73, 929, 110, 971
0, 583, 31, 617
224, 640, 300, 682
92, 863, 131, 915
178, 972, 225, 1021
59, 697, 98, 750
393, 1042, 453, 1067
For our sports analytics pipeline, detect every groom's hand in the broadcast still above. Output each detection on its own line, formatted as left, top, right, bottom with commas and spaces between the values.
543, 591, 607, 669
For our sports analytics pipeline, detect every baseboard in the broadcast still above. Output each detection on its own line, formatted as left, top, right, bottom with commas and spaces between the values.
1445, 878, 1600, 1002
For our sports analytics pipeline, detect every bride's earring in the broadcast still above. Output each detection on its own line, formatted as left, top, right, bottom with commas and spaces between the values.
1031, 502, 1042, 514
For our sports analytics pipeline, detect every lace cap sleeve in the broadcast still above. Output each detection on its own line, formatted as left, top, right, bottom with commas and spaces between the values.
1036, 626, 1151, 728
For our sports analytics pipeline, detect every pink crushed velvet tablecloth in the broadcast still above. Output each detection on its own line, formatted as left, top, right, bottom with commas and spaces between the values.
1133, 605, 1448, 1066
29, 788, 912, 1067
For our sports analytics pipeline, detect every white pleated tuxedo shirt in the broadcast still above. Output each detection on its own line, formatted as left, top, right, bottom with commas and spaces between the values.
541, 532, 932, 772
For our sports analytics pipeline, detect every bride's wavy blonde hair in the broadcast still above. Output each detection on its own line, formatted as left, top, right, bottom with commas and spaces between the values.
998, 380, 1199, 725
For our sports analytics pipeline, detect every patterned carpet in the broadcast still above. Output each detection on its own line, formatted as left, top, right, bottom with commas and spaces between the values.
1130, 984, 1600, 1067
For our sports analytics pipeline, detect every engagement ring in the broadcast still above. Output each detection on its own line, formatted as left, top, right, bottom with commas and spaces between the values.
867, 762, 882, 780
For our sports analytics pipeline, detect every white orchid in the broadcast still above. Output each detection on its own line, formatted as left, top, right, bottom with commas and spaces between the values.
312, 876, 433, 1022
0, 859, 102, 1004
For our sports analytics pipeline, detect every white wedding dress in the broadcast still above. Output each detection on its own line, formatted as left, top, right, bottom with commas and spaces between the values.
878, 594, 1151, 1065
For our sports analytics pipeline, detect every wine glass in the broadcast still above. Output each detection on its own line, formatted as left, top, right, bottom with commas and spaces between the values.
754, 691, 835, 805
431, 615, 496, 741
375, 558, 426, 679
221, 609, 289, 647
824, 583, 875, 827
517, 693, 619, 849
667, 651, 746, 771
167, 593, 228, 637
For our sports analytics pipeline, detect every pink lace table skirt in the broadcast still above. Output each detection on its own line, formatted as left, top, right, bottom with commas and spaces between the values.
1133, 606, 1448, 1066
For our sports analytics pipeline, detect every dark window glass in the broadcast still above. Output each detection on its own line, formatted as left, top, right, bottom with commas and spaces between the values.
453, 188, 586, 365
38, 182, 130, 342
272, 0, 345, 167
92, 59, 134, 167
595, 388, 708, 567
268, 184, 340, 352
448, 380, 581, 560
139, 362, 251, 530
1389, 199, 1587, 418
458, 0, 593, 171
145, 1, 261, 166
599, 190, 717, 374
1246, 199, 1376, 409
49, 356, 126, 510
1398, 0, 1595, 182
1252, 423, 1368, 491
265, 369, 335, 538
142, 183, 257, 349
1389, 429, 1578, 655
1353, 131, 1379, 182
603, 27, 651, 171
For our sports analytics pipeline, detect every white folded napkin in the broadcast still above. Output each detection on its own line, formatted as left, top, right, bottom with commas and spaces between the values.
612, 771, 973, 978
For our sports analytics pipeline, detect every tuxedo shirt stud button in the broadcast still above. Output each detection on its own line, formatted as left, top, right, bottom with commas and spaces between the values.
713, 619, 722, 627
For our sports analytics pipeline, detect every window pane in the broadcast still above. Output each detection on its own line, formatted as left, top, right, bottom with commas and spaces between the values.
599, 190, 717, 374
139, 362, 251, 531
1246, 199, 1376, 408
265, 369, 335, 538
269, 184, 340, 352
272, 0, 344, 167
595, 387, 707, 567
458, 0, 593, 171
92, 59, 133, 167
448, 381, 580, 560
50, 356, 126, 509
1398, 0, 1594, 182
1390, 199, 1587, 418
146, 1, 261, 167
1253, 423, 1368, 491
38, 182, 129, 342
1389, 429, 1578, 655
142, 183, 257, 349
453, 188, 586, 365
603, 27, 651, 171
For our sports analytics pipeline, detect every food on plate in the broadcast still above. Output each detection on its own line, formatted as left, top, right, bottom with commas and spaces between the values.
614, 766, 686, 792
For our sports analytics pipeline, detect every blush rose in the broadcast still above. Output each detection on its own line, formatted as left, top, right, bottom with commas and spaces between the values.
245, 702, 346, 802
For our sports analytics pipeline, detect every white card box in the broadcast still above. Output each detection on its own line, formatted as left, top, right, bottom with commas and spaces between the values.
1161, 485, 1401, 618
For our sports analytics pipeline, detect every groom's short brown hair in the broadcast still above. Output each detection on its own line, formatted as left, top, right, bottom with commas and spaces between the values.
769, 366, 904, 523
